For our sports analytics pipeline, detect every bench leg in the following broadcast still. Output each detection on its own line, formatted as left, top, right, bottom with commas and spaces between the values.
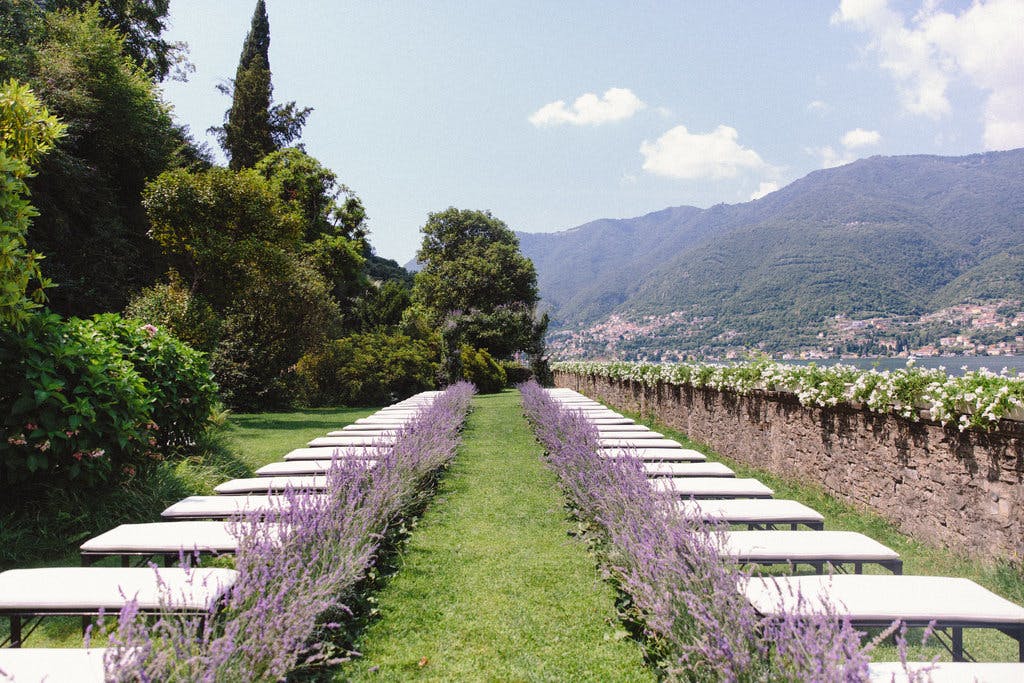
951, 627, 963, 662
10, 616, 21, 648
854, 561, 863, 574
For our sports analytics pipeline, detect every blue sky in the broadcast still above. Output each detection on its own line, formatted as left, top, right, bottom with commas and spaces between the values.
160, 0, 1024, 263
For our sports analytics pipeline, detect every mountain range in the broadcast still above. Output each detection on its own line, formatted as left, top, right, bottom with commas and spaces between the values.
516, 149, 1024, 355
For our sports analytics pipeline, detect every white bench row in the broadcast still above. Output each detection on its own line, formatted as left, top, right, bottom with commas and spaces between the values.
0, 392, 442, 681
545, 387, 1024, 666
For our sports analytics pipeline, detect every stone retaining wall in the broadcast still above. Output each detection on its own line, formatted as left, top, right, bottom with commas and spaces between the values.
555, 371, 1024, 561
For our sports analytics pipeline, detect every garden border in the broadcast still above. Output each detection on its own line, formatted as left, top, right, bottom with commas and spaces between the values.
554, 371, 1024, 560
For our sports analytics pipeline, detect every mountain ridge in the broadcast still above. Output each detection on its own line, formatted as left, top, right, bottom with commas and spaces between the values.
516, 149, 1024, 356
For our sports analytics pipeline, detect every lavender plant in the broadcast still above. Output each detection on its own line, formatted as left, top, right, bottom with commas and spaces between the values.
105, 383, 474, 680
521, 381, 874, 681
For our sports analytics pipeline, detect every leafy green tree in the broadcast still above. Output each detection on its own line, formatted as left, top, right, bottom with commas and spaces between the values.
0, 79, 64, 330
413, 208, 538, 318
46, 0, 184, 81
0, 1, 43, 82
23, 6, 179, 315
254, 147, 369, 306
143, 166, 302, 308
412, 208, 541, 373
216, 0, 310, 170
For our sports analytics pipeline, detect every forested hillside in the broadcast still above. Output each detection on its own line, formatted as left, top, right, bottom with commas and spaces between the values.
521, 149, 1024, 356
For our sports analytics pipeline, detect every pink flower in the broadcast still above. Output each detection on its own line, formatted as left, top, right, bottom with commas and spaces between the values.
141, 324, 158, 337
89, 448, 105, 459
72, 451, 83, 461
38, 440, 50, 452
24, 423, 37, 431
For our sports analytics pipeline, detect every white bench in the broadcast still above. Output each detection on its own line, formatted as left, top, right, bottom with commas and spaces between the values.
675, 499, 825, 530
161, 494, 326, 520
642, 462, 734, 478
600, 438, 684, 449
214, 476, 327, 495
0, 567, 236, 647
283, 446, 389, 461
867, 661, 1024, 682
601, 447, 707, 463
595, 430, 665, 440
307, 435, 397, 448
255, 459, 376, 477
651, 477, 773, 499
719, 530, 901, 574
80, 521, 250, 566
743, 575, 1024, 661
0, 648, 107, 681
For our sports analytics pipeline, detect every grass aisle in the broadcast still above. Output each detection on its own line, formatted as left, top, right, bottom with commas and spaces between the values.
341, 390, 653, 682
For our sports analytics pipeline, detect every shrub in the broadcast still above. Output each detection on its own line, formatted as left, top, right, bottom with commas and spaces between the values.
296, 332, 438, 406
125, 276, 222, 352
0, 312, 154, 486
460, 345, 506, 394
212, 253, 340, 411
0, 313, 217, 487
80, 314, 218, 451
500, 360, 532, 386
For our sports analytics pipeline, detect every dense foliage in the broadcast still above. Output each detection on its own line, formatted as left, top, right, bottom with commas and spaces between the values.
553, 359, 1024, 431
0, 79, 63, 329
1, 313, 216, 486
17, 5, 181, 315
459, 345, 506, 394
295, 331, 438, 406
412, 207, 549, 382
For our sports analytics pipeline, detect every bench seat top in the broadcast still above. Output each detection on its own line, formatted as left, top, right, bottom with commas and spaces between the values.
744, 575, 1024, 625
0, 567, 236, 613
651, 477, 773, 499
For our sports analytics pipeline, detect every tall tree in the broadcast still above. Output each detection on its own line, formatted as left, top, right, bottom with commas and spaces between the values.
412, 208, 542, 371
216, 0, 310, 170
24, 6, 179, 316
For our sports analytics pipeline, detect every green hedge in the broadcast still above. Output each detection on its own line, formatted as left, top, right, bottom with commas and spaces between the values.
296, 332, 438, 406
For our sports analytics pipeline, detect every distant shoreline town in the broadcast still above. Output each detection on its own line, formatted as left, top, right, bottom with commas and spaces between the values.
549, 300, 1024, 362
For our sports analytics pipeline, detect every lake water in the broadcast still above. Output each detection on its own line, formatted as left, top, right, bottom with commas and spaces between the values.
782, 356, 1024, 376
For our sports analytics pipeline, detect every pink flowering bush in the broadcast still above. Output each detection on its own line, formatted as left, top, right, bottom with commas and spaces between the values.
105, 382, 474, 680
521, 381, 873, 681
0, 312, 216, 486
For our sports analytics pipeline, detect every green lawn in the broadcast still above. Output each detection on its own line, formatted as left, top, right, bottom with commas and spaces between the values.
339, 390, 653, 682
0, 405, 376, 649
615, 405, 1024, 663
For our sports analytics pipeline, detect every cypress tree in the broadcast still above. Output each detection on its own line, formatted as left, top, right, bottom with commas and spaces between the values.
224, 0, 273, 169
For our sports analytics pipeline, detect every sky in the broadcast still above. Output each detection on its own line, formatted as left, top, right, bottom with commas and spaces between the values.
160, 0, 1024, 264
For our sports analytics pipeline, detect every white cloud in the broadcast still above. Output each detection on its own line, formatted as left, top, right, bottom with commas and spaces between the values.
750, 181, 780, 200
834, 0, 1024, 150
529, 88, 646, 127
842, 127, 881, 148
808, 99, 829, 112
640, 124, 769, 179
808, 145, 850, 169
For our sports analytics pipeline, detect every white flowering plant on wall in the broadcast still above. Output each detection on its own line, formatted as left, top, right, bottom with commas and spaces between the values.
552, 359, 1024, 431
